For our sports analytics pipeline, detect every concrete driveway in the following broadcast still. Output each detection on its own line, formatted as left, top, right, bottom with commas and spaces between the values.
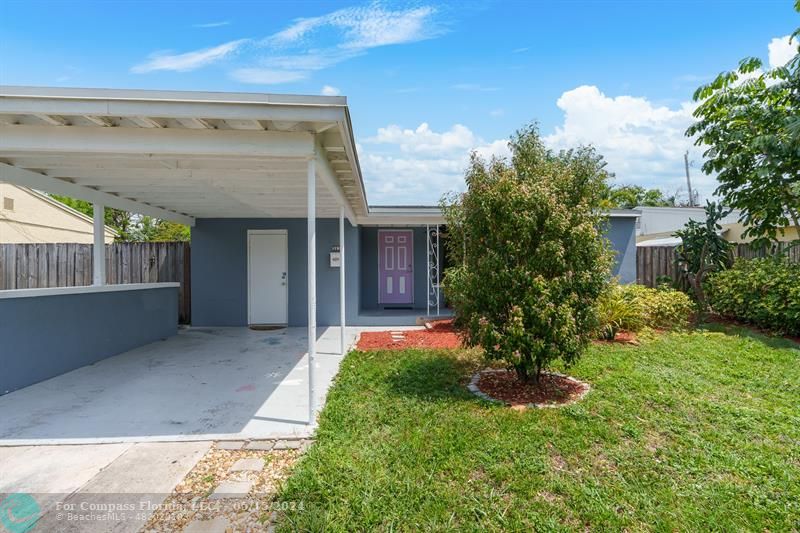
0, 441, 210, 532
0, 326, 358, 445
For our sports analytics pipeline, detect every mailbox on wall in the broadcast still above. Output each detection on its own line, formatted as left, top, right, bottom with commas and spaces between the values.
329, 245, 341, 268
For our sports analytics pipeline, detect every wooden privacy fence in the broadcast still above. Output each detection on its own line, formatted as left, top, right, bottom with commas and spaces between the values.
637, 242, 800, 288
0, 242, 191, 323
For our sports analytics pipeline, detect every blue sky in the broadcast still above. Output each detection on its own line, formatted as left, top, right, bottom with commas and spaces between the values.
1, 1, 797, 205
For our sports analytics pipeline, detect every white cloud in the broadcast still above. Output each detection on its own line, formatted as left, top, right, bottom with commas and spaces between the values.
133, 4, 443, 82
193, 21, 230, 28
131, 39, 246, 73
321, 85, 341, 96
230, 68, 307, 84
367, 123, 479, 154
264, 5, 441, 49
489, 108, 505, 117
768, 35, 797, 68
360, 123, 509, 204
512, 47, 529, 53
543, 85, 709, 201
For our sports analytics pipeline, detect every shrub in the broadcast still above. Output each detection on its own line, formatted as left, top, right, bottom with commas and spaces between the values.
443, 124, 613, 383
595, 283, 693, 339
595, 285, 645, 339
622, 284, 694, 330
674, 201, 733, 312
706, 258, 800, 335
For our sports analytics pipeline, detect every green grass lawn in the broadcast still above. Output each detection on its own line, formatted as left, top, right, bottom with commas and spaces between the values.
276, 326, 800, 531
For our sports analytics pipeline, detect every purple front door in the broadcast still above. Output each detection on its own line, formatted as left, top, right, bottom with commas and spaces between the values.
378, 230, 413, 304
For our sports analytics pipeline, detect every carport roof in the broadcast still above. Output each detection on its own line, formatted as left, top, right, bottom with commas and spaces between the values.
0, 86, 369, 225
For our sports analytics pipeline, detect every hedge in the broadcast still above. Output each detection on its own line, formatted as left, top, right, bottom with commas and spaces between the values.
706, 258, 800, 335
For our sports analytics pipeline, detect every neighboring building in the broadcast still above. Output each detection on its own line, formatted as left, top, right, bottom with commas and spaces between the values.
0, 182, 116, 243
635, 206, 798, 246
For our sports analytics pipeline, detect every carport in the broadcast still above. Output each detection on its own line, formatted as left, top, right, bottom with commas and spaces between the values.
0, 86, 368, 427
0, 326, 363, 444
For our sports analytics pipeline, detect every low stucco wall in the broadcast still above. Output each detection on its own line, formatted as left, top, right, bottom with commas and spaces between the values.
0, 284, 178, 394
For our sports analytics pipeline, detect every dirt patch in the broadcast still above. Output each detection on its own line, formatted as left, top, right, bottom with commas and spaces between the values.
594, 330, 640, 345
470, 369, 590, 408
356, 320, 461, 351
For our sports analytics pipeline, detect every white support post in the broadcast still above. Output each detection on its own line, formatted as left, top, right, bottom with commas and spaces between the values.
93, 203, 105, 286
426, 224, 431, 317
339, 205, 346, 355
436, 224, 440, 316
307, 157, 317, 425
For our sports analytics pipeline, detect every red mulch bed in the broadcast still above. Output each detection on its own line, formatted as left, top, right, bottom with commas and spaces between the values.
477, 370, 589, 407
356, 319, 462, 351
593, 330, 640, 346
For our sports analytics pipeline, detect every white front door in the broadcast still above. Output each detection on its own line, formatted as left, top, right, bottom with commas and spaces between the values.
248, 230, 288, 325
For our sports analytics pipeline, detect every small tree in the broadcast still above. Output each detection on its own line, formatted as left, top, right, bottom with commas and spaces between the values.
443, 125, 613, 383
686, 23, 800, 247
601, 184, 677, 209
674, 201, 733, 312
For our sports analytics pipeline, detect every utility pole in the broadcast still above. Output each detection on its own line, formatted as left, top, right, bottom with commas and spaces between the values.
684, 151, 695, 207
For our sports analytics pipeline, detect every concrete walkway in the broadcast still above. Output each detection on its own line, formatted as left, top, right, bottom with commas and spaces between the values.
0, 441, 210, 532
0, 327, 362, 445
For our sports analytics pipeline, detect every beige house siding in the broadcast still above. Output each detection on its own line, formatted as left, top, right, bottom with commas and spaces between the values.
719, 222, 799, 243
0, 183, 116, 244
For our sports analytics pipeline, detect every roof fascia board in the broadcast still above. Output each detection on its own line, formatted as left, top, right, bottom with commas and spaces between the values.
314, 141, 357, 226
0, 96, 343, 124
338, 109, 369, 214
0, 124, 315, 158
0, 85, 346, 106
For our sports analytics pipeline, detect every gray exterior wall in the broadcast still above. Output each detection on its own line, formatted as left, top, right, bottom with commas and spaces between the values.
191, 216, 638, 327
0, 286, 177, 395
606, 217, 637, 283
191, 218, 360, 327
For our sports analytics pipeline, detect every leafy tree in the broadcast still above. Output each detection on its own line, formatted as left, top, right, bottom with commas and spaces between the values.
443, 124, 613, 383
601, 184, 677, 209
674, 201, 733, 311
686, 22, 800, 248
49, 195, 189, 242
131, 217, 191, 242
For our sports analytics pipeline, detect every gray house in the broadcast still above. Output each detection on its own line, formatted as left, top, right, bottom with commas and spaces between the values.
0, 86, 638, 410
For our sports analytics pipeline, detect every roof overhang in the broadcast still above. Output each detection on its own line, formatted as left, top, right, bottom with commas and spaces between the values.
358, 207, 641, 226
360, 205, 445, 226
0, 86, 369, 226
606, 209, 641, 218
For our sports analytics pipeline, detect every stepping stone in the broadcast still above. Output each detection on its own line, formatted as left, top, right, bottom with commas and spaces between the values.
273, 439, 302, 450
299, 440, 313, 453
245, 440, 274, 451
209, 480, 253, 500
229, 457, 264, 472
183, 516, 231, 533
217, 440, 245, 450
